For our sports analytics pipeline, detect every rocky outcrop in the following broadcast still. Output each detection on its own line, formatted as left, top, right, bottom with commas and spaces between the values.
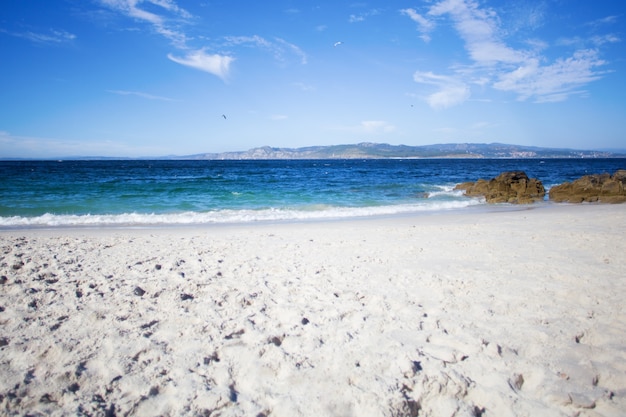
548, 170, 626, 203
455, 171, 546, 204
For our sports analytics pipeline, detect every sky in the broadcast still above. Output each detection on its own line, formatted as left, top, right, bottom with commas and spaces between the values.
0, 0, 624, 158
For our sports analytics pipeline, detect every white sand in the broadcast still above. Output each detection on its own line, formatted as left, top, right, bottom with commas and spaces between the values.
1, 204, 625, 417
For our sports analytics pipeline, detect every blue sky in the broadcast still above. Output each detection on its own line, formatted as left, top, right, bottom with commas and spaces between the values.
1, 0, 624, 158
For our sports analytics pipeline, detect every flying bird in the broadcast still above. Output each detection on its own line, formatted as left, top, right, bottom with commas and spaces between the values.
222, 114, 227, 119
333, 41, 343, 47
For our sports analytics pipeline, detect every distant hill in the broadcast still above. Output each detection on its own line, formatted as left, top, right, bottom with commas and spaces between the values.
181, 142, 625, 160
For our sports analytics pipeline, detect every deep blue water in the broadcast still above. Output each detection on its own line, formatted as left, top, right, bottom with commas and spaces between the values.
1, 158, 624, 227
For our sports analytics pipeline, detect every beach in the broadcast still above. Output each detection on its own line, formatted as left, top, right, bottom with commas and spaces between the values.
1, 204, 625, 416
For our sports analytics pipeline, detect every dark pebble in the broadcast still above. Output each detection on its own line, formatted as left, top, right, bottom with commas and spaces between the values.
133, 286, 146, 296
67, 383, 80, 393
140, 320, 159, 329
0, 276, 7, 284
40, 393, 54, 404
269, 336, 283, 347
203, 352, 220, 365
180, 293, 194, 301
301, 317, 310, 325
0, 337, 9, 347
155, 264, 162, 270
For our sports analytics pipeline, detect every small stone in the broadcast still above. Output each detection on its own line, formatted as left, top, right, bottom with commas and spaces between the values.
133, 286, 146, 296
181, 293, 194, 301
301, 317, 310, 325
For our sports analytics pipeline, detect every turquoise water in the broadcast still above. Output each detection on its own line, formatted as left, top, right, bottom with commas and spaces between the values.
1, 159, 624, 227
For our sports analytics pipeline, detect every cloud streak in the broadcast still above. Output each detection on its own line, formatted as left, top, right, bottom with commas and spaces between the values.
167, 50, 234, 80
107, 90, 178, 101
403, 0, 616, 108
99, 0, 306, 81
2, 28, 76, 44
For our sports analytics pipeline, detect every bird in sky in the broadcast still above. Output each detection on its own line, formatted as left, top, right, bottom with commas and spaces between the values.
333, 41, 343, 47
222, 114, 227, 119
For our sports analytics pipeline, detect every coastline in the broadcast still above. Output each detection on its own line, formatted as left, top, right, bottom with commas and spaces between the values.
1, 204, 625, 416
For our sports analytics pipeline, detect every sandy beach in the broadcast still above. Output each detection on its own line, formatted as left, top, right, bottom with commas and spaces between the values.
1, 204, 625, 416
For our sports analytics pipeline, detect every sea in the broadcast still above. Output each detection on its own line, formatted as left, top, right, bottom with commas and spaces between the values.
1, 158, 624, 228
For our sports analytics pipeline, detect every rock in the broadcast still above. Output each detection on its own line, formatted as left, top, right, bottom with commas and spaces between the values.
455, 171, 545, 204
549, 170, 626, 203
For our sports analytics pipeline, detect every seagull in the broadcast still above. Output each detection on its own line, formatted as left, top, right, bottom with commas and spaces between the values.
333, 41, 343, 47
222, 114, 227, 119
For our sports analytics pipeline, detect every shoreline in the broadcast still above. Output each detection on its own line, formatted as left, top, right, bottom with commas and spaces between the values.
1, 204, 625, 416
0, 199, 568, 233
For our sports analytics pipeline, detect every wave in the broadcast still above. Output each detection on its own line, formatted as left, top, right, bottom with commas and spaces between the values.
0, 199, 484, 228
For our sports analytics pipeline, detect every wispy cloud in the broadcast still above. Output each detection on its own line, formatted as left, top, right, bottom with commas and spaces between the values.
99, 0, 191, 48
99, 1, 306, 80
493, 50, 606, 103
224, 35, 307, 65
349, 9, 380, 23
334, 120, 396, 134
167, 50, 234, 80
2, 28, 76, 44
292, 82, 315, 92
413, 71, 471, 110
403, 0, 618, 108
400, 8, 435, 42
107, 90, 178, 101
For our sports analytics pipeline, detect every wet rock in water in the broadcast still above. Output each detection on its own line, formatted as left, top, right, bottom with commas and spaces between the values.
455, 171, 545, 204
549, 170, 626, 203
133, 286, 146, 296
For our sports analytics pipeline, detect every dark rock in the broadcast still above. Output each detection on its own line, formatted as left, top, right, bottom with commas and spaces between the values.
549, 170, 626, 203
133, 286, 146, 296
180, 293, 194, 301
455, 171, 545, 204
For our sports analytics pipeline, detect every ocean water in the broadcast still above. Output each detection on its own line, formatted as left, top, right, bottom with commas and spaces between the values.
1, 158, 624, 228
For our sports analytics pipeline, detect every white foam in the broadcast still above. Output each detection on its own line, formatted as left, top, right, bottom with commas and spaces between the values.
0, 199, 483, 228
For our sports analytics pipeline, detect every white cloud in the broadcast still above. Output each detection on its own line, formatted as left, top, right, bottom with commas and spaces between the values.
99, 0, 191, 48
400, 8, 435, 42
349, 9, 380, 23
428, 0, 527, 64
409, 0, 615, 106
167, 50, 234, 80
360, 120, 396, 133
413, 71, 471, 109
270, 114, 288, 120
107, 90, 178, 101
493, 49, 606, 102
3, 28, 76, 44
224, 35, 307, 65
331, 120, 396, 134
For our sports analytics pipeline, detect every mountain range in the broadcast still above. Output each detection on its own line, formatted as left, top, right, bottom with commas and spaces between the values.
181, 142, 625, 160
